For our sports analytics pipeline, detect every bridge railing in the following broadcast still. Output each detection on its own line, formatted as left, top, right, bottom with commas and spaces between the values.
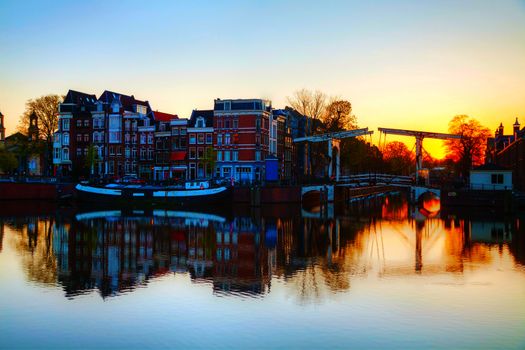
337, 173, 413, 186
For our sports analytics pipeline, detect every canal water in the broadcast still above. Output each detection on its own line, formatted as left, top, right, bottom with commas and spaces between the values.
1, 195, 524, 349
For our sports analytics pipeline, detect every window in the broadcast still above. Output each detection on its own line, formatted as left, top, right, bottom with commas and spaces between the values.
233, 119, 238, 129
217, 151, 222, 161
125, 147, 130, 158
224, 151, 230, 161
54, 148, 60, 160
206, 133, 212, 144
172, 128, 179, 135
54, 133, 60, 143
84, 120, 89, 127
109, 131, 121, 143
256, 118, 261, 130
63, 133, 69, 145
225, 134, 231, 145
196, 118, 205, 128
189, 147, 196, 159
180, 128, 187, 135
140, 134, 146, 144
255, 151, 261, 161
225, 120, 230, 129
217, 134, 222, 146
140, 149, 146, 160
109, 115, 121, 130
491, 174, 504, 184
147, 149, 153, 160
147, 134, 153, 144
63, 119, 70, 131
189, 133, 196, 144
132, 148, 137, 159
77, 134, 82, 142
112, 103, 119, 113
197, 134, 204, 144
76, 119, 82, 127
232, 151, 238, 161
63, 148, 69, 160
77, 148, 82, 156
84, 134, 89, 142
125, 133, 130, 143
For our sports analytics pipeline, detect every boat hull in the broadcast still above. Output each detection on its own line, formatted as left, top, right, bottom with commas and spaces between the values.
75, 184, 232, 205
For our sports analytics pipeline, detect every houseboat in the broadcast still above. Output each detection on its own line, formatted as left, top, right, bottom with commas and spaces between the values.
75, 180, 231, 205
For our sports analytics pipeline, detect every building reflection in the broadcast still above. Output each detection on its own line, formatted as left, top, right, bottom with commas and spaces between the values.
1, 194, 523, 300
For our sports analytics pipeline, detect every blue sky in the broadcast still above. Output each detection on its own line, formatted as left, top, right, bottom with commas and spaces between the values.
1, 0, 524, 156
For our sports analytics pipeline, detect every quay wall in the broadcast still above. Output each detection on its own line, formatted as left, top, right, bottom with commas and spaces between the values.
0, 183, 75, 200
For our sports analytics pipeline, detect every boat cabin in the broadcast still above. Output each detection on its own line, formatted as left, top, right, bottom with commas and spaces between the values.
185, 181, 210, 190
469, 164, 513, 190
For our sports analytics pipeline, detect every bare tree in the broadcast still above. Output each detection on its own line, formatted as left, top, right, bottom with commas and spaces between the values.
287, 89, 327, 122
18, 94, 62, 141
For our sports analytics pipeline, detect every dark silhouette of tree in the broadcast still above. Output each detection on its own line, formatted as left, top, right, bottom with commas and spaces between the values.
383, 141, 414, 175
445, 115, 490, 176
323, 99, 357, 132
0, 145, 18, 173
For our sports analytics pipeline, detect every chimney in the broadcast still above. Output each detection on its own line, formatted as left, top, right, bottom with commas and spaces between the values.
513, 118, 520, 140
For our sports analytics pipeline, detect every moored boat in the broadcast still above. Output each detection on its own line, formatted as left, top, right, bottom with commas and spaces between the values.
75, 180, 232, 205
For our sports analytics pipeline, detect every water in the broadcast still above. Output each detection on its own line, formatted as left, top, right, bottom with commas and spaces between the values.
1, 195, 524, 349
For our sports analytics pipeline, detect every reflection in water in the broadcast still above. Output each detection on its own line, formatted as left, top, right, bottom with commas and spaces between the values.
1, 195, 524, 301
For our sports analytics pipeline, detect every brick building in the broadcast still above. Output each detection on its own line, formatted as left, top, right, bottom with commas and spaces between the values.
213, 99, 272, 183
187, 109, 214, 180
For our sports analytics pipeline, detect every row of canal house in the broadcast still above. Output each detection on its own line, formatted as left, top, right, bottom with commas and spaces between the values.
53, 90, 298, 182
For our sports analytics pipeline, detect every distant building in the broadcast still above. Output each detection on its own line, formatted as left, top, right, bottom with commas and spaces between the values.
152, 111, 179, 181
470, 164, 512, 190
54, 90, 98, 177
169, 117, 189, 180
490, 118, 525, 190
187, 109, 214, 179
213, 99, 272, 183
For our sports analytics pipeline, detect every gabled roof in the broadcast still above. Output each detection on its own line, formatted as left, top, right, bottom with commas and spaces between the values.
153, 111, 178, 122
63, 90, 97, 105
189, 109, 213, 127
98, 90, 151, 112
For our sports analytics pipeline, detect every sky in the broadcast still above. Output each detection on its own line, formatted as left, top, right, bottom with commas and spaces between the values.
1, 0, 524, 158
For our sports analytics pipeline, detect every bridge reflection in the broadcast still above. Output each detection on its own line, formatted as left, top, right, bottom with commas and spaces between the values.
0, 196, 523, 300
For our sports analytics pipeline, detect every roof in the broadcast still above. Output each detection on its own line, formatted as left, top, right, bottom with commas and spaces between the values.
98, 90, 151, 112
472, 163, 511, 171
153, 111, 178, 122
63, 90, 97, 105
189, 109, 213, 127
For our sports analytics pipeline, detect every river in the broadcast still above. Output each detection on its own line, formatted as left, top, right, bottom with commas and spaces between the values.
1, 194, 524, 349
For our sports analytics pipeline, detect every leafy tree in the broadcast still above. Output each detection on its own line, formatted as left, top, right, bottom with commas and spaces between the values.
0, 146, 18, 173
84, 144, 98, 176
383, 141, 414, 175
18, 95, 62, 141
17, 94, 63, 175
323, 99, 357, 132
203, 146, 216, 179
444, 115, 491, 176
